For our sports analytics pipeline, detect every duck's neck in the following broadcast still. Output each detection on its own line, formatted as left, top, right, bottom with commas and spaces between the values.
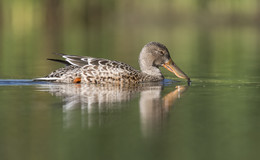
139, 53, 163, 78
140, 64, 163, 77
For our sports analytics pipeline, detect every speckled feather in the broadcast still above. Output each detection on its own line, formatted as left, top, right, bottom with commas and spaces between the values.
35, 42, 190, 84
41, 53, 162, 84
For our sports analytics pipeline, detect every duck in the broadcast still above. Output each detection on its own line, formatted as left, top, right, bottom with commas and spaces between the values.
34, 42, 190, 84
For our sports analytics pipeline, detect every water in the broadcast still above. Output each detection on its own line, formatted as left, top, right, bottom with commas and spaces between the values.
0, 78, 259, 160
1, 1, 260, 160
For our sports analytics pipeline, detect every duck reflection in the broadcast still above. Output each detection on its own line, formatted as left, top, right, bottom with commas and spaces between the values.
37, 82, 188, 135
139, 85, 187, 136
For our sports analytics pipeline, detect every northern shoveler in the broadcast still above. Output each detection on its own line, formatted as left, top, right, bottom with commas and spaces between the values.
35, 42, 190, 84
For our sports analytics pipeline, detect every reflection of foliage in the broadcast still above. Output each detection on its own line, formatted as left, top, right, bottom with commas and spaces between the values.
0, 0, 259, 80
1, 0, 258, 28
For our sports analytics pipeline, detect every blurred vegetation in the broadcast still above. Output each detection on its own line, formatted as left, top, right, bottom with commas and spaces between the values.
0, 0, 259, 79
0, 1, 260, 159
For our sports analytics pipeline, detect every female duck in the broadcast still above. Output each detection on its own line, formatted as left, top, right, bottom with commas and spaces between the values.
35, 42, 190, 84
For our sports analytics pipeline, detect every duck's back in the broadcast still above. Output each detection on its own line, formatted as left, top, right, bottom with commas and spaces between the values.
35, 54, 142, 84
79, 57, 142, 84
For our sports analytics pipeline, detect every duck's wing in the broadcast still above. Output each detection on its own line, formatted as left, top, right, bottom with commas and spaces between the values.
34, 53, 138, 82
49, 53, 121, 67
50, 53, 136, 71
48, 53, 92, 67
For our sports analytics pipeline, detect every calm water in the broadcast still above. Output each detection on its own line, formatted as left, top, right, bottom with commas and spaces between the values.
0, 1, 260, 160
0, 78, 259, 160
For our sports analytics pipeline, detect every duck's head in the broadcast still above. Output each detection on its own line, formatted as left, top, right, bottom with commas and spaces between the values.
139, 42, 190, 81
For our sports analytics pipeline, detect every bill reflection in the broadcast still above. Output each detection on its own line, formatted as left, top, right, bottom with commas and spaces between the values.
140, 86, 187, 137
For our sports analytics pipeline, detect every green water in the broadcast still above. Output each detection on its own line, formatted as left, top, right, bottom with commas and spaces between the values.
0, 0, 260, 160
0, 80, 259, 160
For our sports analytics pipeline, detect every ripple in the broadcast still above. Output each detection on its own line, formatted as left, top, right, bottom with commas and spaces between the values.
0, 79, 49, 86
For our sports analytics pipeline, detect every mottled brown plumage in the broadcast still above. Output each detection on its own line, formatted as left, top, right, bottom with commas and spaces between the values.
34, 42, 190, 84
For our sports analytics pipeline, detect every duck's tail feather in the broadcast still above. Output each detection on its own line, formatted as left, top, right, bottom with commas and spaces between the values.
47, 58, 71, 66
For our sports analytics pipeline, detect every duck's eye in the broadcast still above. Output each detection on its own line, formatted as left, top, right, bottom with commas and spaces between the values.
158, 50, 164, 56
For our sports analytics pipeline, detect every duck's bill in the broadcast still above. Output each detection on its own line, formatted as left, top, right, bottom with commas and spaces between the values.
162, 59, 190, 82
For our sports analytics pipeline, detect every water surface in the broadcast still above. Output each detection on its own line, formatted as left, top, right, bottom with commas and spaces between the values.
0, 78, 259, 160
0, 1, 260, 159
